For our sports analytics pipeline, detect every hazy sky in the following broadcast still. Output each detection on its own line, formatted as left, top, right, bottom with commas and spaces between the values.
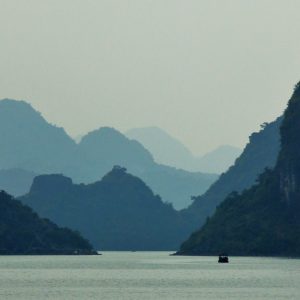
1, 0, 300, 154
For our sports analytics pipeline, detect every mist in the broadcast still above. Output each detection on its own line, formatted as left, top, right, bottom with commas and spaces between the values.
0, 0, 299, 153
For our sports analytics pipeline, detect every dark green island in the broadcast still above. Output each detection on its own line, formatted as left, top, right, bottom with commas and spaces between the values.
176, 82, 300, 257
0, 190, 97, 255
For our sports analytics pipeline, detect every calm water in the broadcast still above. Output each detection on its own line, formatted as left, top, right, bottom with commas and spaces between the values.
0, 252, 299, 299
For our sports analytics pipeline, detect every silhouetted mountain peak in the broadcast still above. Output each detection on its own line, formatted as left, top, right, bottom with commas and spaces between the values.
30, 174, 73, 195
0, 99, 77, 173
100, 166, 153, 194
0, 98, 34, 110
79, 127, 154, 169
82, 127, 127, 142
102, 165, 128, 179
126, 126, 194, 167
80, 127, 153, 156
0, 98, 73, 136
0, 99, 44, 125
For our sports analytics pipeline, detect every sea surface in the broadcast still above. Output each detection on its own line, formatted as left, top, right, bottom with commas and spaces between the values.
0, 252, 299, 299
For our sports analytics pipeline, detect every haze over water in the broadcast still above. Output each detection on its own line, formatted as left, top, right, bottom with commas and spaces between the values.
0, 252, 299, 300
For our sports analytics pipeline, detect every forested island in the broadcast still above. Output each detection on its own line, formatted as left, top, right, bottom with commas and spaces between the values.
0, 191, 96, 255
177, 83, 300, 256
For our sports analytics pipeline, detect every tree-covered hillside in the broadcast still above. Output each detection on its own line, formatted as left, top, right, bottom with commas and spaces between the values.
0, 191, 95, 255
177, 83, 300, 257
182, 116, 282, 227
19, 167, 195, 251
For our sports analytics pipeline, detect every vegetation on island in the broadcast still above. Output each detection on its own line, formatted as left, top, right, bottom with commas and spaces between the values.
177, 83, 300, 257
19, 166, 194, 251
0, 190, 96, 255
182, 115, 282, 229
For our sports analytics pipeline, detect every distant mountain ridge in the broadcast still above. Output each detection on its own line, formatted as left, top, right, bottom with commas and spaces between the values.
0, 99, 217, 209
126, 127, 241, 173
77, 126, 218, 209
77, 127, 154, 181
0, 99, 78, 174
19, 167, 195, 250
196, 145, 242, 174
177, 83, 300, 256
126, 127, 196, 169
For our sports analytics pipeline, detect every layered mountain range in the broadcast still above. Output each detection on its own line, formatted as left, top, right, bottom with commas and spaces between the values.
2, 83, 298, 255
126, 127, 242, 173
0, 99, 217, 209
16, 102, 286, 251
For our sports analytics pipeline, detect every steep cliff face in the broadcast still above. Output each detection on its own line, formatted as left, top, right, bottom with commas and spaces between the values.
177, 83, 300, 256
277, 83, 300, 205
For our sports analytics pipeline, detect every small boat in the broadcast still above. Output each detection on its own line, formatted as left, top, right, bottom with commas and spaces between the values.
218, 254, 229, 263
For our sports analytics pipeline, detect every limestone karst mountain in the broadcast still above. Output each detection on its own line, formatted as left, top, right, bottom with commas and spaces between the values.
178, 83, 300, 256
0, 190, 95, 255
19, 167, 195, 250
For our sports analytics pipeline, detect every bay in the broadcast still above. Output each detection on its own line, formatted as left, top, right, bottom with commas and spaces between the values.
0, 252, 299, 299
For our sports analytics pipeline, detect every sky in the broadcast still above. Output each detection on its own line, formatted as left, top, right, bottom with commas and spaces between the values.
0, 0, 300, 155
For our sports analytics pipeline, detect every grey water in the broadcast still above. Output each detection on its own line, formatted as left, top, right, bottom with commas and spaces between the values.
0, 252, 299, 300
